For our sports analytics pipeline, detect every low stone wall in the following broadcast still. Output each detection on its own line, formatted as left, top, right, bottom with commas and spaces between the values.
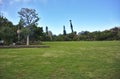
0, 45, 50, 48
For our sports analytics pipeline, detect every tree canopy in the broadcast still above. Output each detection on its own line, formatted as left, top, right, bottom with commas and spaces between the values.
18, 8, 39, 45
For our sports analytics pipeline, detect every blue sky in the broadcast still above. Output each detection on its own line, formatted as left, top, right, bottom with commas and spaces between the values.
0, 0, 120, 35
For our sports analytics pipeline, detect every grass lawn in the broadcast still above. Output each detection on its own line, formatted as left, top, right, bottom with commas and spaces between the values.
0, 41, 120, 79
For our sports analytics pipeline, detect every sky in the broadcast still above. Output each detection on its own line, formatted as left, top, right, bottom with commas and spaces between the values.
0, 0, 120, 35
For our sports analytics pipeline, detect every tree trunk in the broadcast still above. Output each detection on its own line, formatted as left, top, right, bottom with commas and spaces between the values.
27, 35, 29, 45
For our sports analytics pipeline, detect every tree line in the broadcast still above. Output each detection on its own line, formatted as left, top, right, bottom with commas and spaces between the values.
0, 8, 120, 45
53, 27, 120, 41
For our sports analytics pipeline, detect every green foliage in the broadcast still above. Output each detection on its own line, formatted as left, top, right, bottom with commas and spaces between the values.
51, 27, 120, 41
30, 25, 44, 41
0, 12, 120, 43
0, 14, 43, 45
0, 27, 16, 45
18, 8, 39, 45
77, 27, 120, 41
0, 16, 13, 28
19, 24, 44, 44
0, 41, 120, 79
21, 27, 30, 36
0, 15, 17, 45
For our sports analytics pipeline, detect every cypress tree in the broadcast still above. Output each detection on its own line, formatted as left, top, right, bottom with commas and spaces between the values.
63, 25, 66, 35
70, 20, 74, 33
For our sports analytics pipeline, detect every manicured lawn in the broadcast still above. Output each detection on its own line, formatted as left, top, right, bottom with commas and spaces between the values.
0, 41, 120, 79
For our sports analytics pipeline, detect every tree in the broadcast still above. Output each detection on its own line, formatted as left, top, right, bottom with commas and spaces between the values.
48, 31, 53, 41
16, 19, 24, 44
46, 26, 48, 35
18, 8, 39, 45
63, 25, 66, 35
0, 15, 17, 45
30, 25, 44, 42
70, 20, 74, 33
0, 27, 16, 45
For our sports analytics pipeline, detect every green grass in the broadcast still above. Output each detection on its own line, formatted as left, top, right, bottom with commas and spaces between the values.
0, 41, 120, 79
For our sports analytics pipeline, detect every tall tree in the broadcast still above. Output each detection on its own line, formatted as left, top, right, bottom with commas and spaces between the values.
63, 25, 66, 35
48, 31, 53, 40
0, 15, 17, 45
18, 8, 39, 45
70, 20, 74, 33
46, 26, 48, 35
29, 25, 43, 41
16, 19, 23, 43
